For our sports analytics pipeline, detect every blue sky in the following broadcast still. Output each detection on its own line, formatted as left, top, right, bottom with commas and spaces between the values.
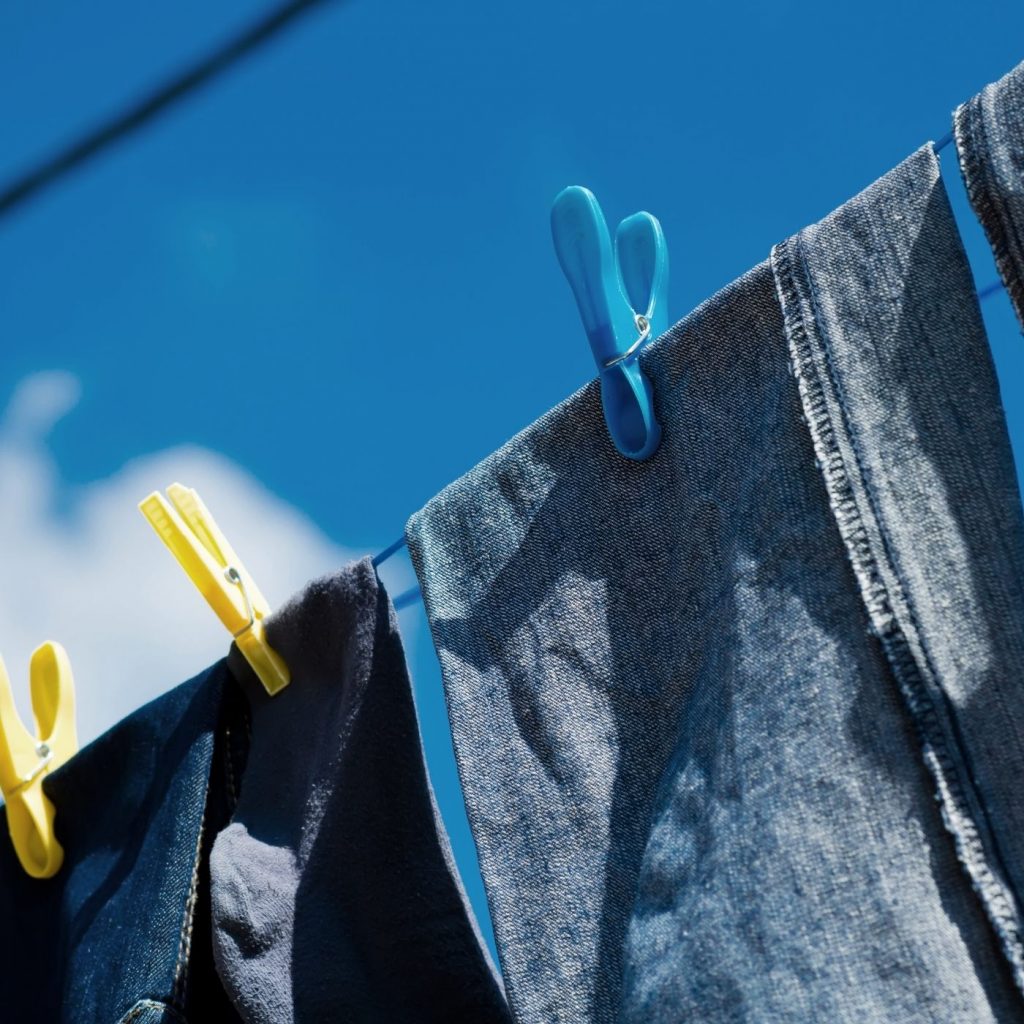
2, 0, 1023, 957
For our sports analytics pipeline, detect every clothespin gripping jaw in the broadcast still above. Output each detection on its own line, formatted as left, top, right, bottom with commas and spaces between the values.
551, 185, 668, 461
0, 642, 78, 879
139, 483, 290, 696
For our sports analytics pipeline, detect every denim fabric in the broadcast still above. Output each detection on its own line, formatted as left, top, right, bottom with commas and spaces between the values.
771, 149, 1024, 999
0, 662, 243, 1023
406, 143, 1024, 1021
955, 59, 1024, 329
211, 559, 510, 1024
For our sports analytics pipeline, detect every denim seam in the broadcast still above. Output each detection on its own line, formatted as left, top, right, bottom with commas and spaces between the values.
792, 227, 1012, 820
224, 723, 238, 809
117, 999, 188, 1024
954, 95, 1024, 328
794, 219, 1003, 791
770, 235, 1024, 994
170, 789, 209, 1009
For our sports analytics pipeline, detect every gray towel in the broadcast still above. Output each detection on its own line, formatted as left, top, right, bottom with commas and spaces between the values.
210, 557, 509, 1024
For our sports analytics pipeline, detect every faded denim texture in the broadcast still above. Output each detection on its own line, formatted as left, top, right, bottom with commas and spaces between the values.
406, 141, 1024, 1021
0, 663, 243, 1023
956, 59, 1024, 330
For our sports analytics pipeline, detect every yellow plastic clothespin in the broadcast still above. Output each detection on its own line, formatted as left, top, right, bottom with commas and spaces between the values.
139, 483, 290, 696
0, 642, 78, 879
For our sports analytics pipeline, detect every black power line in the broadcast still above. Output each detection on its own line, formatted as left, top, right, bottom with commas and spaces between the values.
0, 0, 338, 219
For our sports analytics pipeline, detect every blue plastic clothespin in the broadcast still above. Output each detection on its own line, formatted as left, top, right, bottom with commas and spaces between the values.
551, 186, 668, 460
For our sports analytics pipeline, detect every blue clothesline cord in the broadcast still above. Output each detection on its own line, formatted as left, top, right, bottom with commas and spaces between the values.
934, 130, 954, 153
393, 585, 422, 611
372, 536, 419, 609
372, 535, 407, 568
977, 278, 1006, 301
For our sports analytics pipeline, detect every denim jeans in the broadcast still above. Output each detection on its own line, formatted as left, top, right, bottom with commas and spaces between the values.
406, 90, 1024, 1023
0, 565, 505, 1023
0, 662, 244, 1023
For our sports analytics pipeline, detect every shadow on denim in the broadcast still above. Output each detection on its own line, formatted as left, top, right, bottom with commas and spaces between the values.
408, 147, 1024, 1022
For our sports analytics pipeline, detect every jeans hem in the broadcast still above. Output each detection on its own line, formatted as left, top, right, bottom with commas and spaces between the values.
954, 93, 1024, 330
770, 234, 1024, 995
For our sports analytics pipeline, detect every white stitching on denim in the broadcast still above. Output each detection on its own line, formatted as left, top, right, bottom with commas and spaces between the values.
954, 93, 1024, 331
117, 999, 188, 1024
771, 233, 1024, 994
171, 804, 207, 1009
224, 723, 238, 807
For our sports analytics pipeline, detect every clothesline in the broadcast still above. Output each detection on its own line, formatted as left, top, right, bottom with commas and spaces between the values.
372, 537, 421, 610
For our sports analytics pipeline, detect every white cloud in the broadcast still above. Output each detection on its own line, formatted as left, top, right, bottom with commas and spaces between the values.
0, 371, 413, 745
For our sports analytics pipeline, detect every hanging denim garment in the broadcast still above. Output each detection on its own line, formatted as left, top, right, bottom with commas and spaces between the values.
406, 104, 1024, 1024
0, 662, 244, 1022
0, 561, 509, 1024
955, 59, 1024, 330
